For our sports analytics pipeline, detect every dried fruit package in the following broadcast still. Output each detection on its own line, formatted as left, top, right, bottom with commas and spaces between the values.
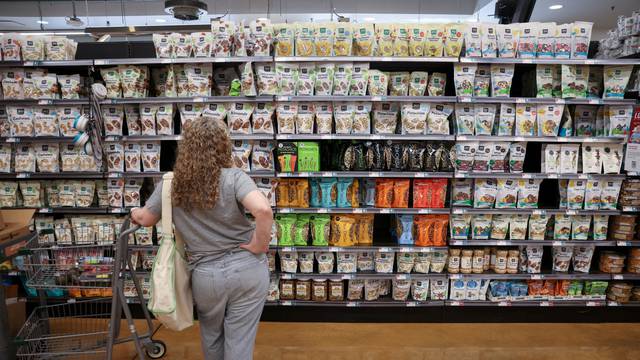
211, 20, 234, 57
295, 23, 315, 56
497, 23, 519, 58
515, 104, 536, 136
536, 22, 556, 59
554, 23, 572, 59
102, 105, 124, 136
228, 103, 255, 134
252, 102, 275, 134
444, 23, 465, 57
571, 22, 593, 59
334, 23, 353, 56
273, 23, 295, 56
353, 23, 376, 56
191, 32, 213, 57
454, 63, 476, 96
536, 104, 563, 136
314, 23, 335, 56
170, 32, 193, 58
465, 24, 482, 57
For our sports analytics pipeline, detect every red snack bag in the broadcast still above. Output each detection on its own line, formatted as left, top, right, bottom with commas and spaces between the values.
540, 280, 556, 296
413, 215, 434, 246
392, 179, 411, 208
527, 280, 544, 295
413, 179, 432, 208
375, 179, 394, 208
432, 215, 449, 246
429, 179, 448, 208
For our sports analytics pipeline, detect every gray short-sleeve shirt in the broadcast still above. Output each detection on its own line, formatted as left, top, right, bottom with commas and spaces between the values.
145, 168, 258, 265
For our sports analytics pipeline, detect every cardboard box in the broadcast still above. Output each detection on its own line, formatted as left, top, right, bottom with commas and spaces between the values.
3, 284, 25, 337
0, 209, 35, 258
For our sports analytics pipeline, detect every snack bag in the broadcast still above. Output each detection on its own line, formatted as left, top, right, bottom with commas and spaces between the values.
393, 24, 410, 56
571, 22, 593, 59
480, 23, 498, 58
375, 179, 395, 208
276, 215, 297, 246
497, 23, 519, 58
330, 215, 357, 247
353, 23, 376, 56
536, 22, 556, 59
464, 23, 482, 57
375, 23, 394, 56
334, 23, 353, 56
408, 25, 426, 56
454, 63, 476, 96
295, 22, 315, 56
554, 23, 572, 59
273, 23, 295, 56
603, 65, 633, 99
444, 23, 465, 57
395, 215, 414, 245
314, 23, 335, 56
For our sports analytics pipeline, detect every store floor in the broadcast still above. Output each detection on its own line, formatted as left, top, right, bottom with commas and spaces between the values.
114, 321, 640, 359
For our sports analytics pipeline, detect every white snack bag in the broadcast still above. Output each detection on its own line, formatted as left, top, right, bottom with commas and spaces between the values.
124, 143, 141, 173
571, 22, 593, 59
255, 62, 279, 96
603, 65, 633, 99
105, 143, 124, 172
464, 24, 482, 57
60, 144, 80, 172
1, 33, 22, 61
602, 144, 623, 174
15, 144, 36, 173
33, 107, 59, 137
34, 143, 59, 173
0, 144, 11, 173
211, 20, 235, 57
480, 23, 498, 58
185, 63, 212, 96
401, 102, 429, 135
426, 104, 453, 135
536, 22, 556, 59
517, 22, 539, 58
497, 23, 519, 58
559, 144, 579, 174
554, 23, 573, 59
102, 105, 124, 136
191, 32, 213, 57
252, 102, 275, 134
152, 34, 172, 58
607, 105, 633, 137
155, 104, 174, 135
1, 68, 25, 99
7, 106, 34, 137
141, 142, 161, 172
453, 63, 476, 97
140, 104, 158, 136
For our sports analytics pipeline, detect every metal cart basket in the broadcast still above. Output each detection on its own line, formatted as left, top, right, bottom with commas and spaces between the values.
16, 217, 166, 359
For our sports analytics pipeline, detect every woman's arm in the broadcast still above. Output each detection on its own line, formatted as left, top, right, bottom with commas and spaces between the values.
239, 190, 273, 254
131, 207, 161, 227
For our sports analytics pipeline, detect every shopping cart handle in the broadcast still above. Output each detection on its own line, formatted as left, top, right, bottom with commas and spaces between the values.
119, 216, 141, 241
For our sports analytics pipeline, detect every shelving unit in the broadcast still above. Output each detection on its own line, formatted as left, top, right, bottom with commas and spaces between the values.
2, 53, 639, 310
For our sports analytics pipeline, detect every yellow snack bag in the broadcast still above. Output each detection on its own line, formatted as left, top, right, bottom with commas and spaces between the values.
330, 215, 357, 247
408, 24, 427, 56
273, 23, 295, 56
334, 22, 353, 56
295, 22, 315, 56
356, 214, 374, 245
425, 24, 445, 57
314, 22, 336, 56
393, 23, 410, 56
444, 23, 466, 57
375, 23, 395, 56
349, 179, 359, 208
353, 23, 376, 56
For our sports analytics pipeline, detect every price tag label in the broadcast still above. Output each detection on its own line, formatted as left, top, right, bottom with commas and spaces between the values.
353, 208, 365, 214
380, 209, 392, 214
328, 247, 341, 252
552, 241, 563, 246
516, 98, 526, 103
566, 210, 577, 215
450, 301, 463, 306
346, 301, 357, 307
321, 172, 333, 177
39, 208, 51, 213
608, 301, 619, 307
160, 59, 172, 64
370, 135, 382, 140
418, 209, 431, 214
522, 174, 532, 179
588, 99, 600, 105
414, 172, 426, 178
449, 274, 462, 279
317, 209, 328, 213
531, 275, 543, 280
540, 301, 552, 307
281, 300, 293, 306
16, 173, 30, 178
406, 301, 417, 307
37, 99, 51, 105
585, 59, 595, 65
514, 137, 525, 141
371, 96, 383, 101
368, 172, 380, 177
453, 209, 464, 214
192, 97, 205, 103
341, 275, 353, 280
522, 59, 533, 64
548, 174, 558, 179
320, 134, 332, 140
532, 210, 545, 215
457, 136, 468, 141
496, 241, 509, 246
6, 137, 18, 143
378, 247, 392, 253
94, 60, 106, 65
617, 241, 630, 246
586, 301, 598, 307
459, 97, 472, 103
280, 274, 293, 279
555, 99, 566, 104
282, 247, 294, 252
613, 274, 624, 280
578, 174, 588, 179
498, 301, 511, 307
399, 247, 412, 252
279, 208, 292, 213
381, 57, 393, 62
67, 298, 76, 304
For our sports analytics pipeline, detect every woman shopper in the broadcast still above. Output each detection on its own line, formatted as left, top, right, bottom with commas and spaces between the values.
131, 117, 273, 360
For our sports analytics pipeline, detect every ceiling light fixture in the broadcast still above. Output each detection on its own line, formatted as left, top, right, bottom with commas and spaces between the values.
164, 0, 208, 21
549, 4, 563, 10
37, 20, 48, 24
155, 18, 167, 23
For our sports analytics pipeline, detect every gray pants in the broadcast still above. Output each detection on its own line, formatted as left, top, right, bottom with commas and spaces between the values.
191, 250, 269, 360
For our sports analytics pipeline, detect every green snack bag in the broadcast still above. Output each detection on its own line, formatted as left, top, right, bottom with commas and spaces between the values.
229, 79, 242, 96
275, 214, 297, 246
294, 214, 312, 246
297, 142, 320, 172
310, 214, 331, 246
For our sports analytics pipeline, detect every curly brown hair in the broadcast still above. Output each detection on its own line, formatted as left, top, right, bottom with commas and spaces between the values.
172, 118, 232, 209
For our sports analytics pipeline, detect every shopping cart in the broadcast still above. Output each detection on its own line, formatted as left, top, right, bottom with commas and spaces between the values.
16, 217, 166, 359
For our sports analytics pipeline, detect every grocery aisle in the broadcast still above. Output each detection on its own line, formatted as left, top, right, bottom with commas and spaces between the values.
113, 321, 640, 360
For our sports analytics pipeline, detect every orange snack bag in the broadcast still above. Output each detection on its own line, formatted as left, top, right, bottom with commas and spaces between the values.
413, 179, 432, 208
429, 179, 448, 208
355, 214, 374, 245
276, 179, 291, 207
555, 280, 570, 296
330, 215, 357, 246
375, 179, 395, 208
350, 179, 360, 208
527, 280, 544, 295
432, 215, 449, 246
540, 280, 556, 296
392, 179, 411, 208
295, 179, 310, 208
414, 215, 435, 246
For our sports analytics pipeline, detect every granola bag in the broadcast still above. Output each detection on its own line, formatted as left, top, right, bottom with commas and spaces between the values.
191, 32, 213, 57
295, 23, 315, 56
255, 62, 279, 96
273, 23, 295, 57
211, 20, 234, 57
252, 102, 275, 134
139, 104, 158, 136
102, 105, 124, 136
185, 63, 212, 96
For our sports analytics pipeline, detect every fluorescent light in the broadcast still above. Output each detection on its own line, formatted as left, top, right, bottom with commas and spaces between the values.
37, 20, 48, 24
155, 18, 167, 23
363, 17, 375, 22
549, 4, 563, 10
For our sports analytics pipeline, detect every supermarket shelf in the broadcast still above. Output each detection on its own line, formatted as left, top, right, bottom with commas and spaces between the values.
276, 171, 453, 178
276, 95, 457, 102
607, 301, 640, 307
0, 98, 90, 105
99, 96, 274, 104
622, 206, 640, 212
446, 299, 608, 307
0, 172, 104, 179
274, 56, 458, 63
275, 134, 456, 141
33, 207, 113, 214
0, 60, 93, 67
455, 135, 626, 143
1, 136, 76, 143
107, 171, 165, 179
104, 134, 274, 142
267, 300, 446, 307
454, 172, 626, 180
457, 96, 636, 105
448, 240, 617, 246
448, 272, 612, 280
93, 56, 272, 65
451, 208, 621, 215
458, 57, 640, 65
270, 245, 449, 253
611, 273, 640, 280
615, 240, 640, 246
277, 272, 446, 280
276, 207, 450, 214
247, 171, 276, 178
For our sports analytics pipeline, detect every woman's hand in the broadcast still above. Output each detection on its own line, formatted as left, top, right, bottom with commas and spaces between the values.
130, 207, 161, 227
240, 232, 269, 255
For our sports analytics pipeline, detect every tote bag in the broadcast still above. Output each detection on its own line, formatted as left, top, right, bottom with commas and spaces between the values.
147, 172, 194, 331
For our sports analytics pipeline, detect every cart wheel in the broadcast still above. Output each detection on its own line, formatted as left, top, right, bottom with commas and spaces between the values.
146, 340, 166, 359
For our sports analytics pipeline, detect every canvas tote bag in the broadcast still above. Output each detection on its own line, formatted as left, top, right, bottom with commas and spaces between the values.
147, 172, 194, 331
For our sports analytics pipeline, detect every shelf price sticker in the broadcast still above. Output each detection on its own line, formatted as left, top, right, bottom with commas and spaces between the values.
353, 208, 365, 214
566, 210, 578, 216
399, 247, 412, 252
414, 172, 426, 178
532, 210, 546, 215
380, 209, 392, 214
418, 209, 431, 214
281, 300, 293, 306
346, 301, 358, 307
522, 59, 533, 64
617, 241, 631, 246
328, 247, 341, 252
192, 97, 206, 103
586, 301, 599, 307
321, 172, 334, 177
453, 209, 464, 214
371, 96, 383, 101
368, 172, 381, 177
513, 137, 526, 141
530, 275, 543, 280
516, 98, 526, 104
38, 99, 52, 105
279, 208, 292, 213
5, 137, 18, 143
552, 241, 563, 246
555, 99, 565, 104
459, 97, 472, 103
496, 241, 509, 246
16, 173, 30, 178
39, 208, 52, 213
450, 301, 463, 306
341, 275, 353, 280
613, 274, 624, 280
396, 274, 409, 280
540, 301, 552, 307
378, 247, 392, 253
498, 301, 511, 307
406, 301, 417, 307
449, 274, 462, 280
282, 247, 294, 252
607, 301, 619, 307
